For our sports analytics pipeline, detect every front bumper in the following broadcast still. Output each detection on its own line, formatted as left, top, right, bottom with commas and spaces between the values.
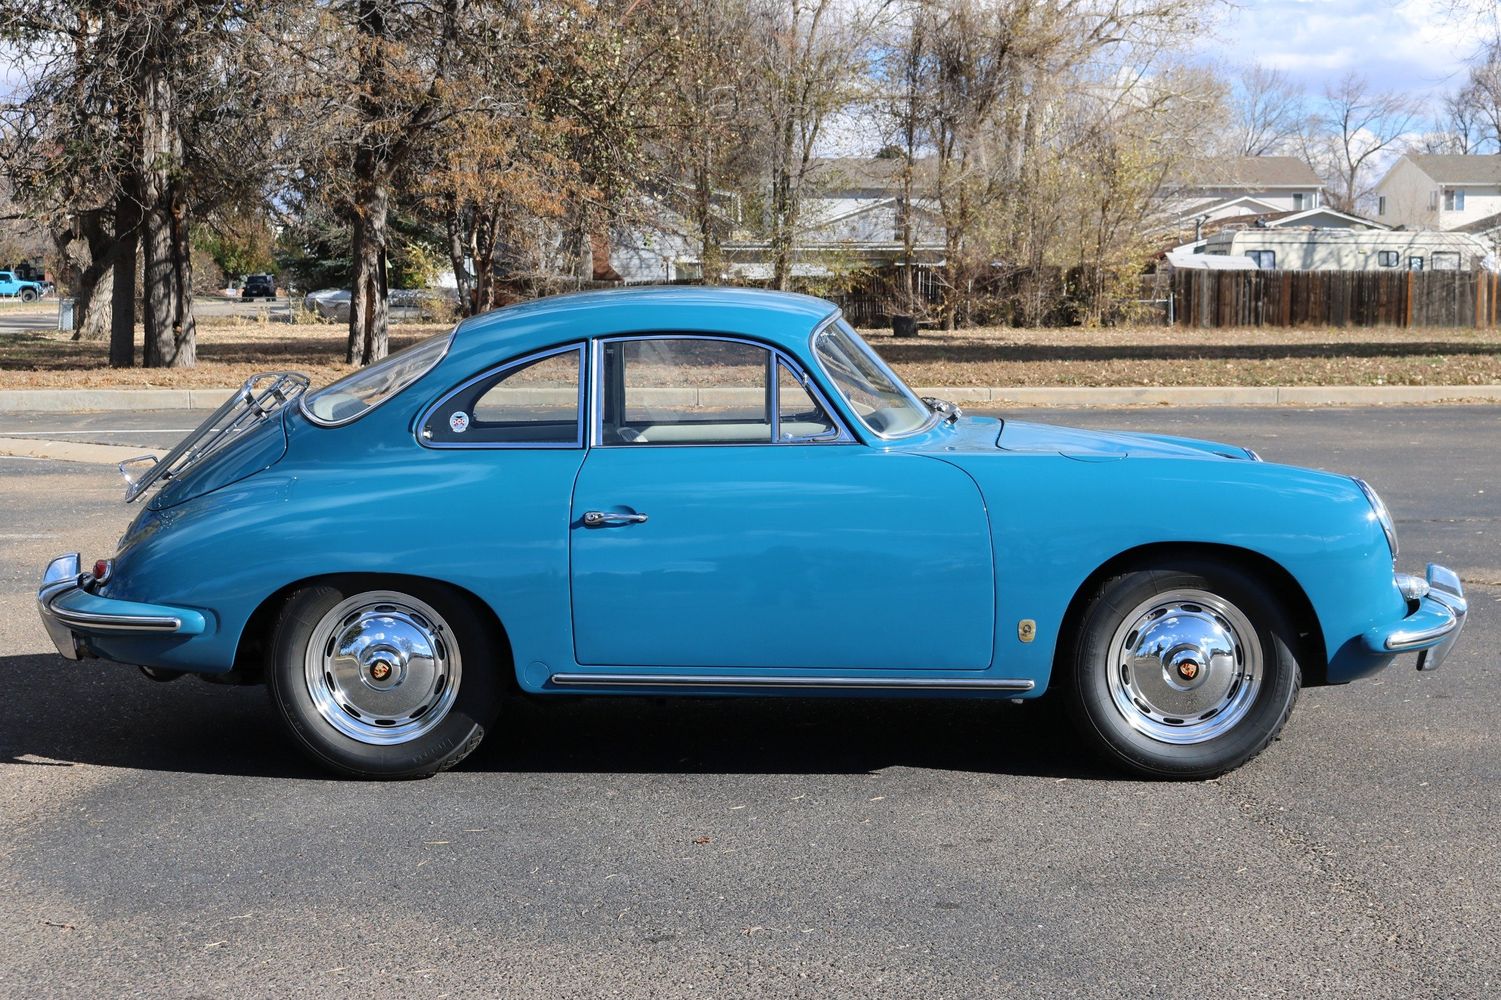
1364, 563, 1468, 671
37, 553, 207, 660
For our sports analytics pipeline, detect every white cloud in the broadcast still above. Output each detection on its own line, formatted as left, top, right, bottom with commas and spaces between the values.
1209, 0, 1486, 99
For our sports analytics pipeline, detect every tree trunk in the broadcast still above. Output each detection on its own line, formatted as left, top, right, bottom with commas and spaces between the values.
347, 171, 390, 365
474, 210, 496, 313
140, 54, 194, 368
445, 197, 476, 316
346, 0, 392, 365
110, 205, 139, 368
170, 190, 197, 365
73, 260, 113, 342
69, 210, 113, 342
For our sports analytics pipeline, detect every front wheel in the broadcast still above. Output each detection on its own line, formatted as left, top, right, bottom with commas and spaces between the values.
1064, 560, 1302, 779
19, 287, 37, 302
267, 581, 501, 778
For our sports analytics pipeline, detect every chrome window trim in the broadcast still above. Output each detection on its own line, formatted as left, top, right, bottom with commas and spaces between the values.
808, 314, 939, 442
417, 343, 586, 450
590, 332, 855, 449
301, 327, 456, 428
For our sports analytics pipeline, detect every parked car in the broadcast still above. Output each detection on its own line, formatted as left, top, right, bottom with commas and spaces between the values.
36, 288, 1466, 779
301, 287, 351, 321
302, 287, 457, 322
241, 273, 277, 300
0, 269, 48, 301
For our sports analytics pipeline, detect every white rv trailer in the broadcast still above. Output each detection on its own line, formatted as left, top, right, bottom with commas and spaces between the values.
1197, 228, 1493, 272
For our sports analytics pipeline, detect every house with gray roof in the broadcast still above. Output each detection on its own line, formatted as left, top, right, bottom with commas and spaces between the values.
1155, 156, 1326, 237
1373, 154, 1501, 232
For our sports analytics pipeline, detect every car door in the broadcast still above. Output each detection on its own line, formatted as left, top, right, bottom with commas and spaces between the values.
569, 335, 995, 672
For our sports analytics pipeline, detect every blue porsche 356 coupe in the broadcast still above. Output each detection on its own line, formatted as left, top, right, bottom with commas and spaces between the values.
37, 288, 1466, 779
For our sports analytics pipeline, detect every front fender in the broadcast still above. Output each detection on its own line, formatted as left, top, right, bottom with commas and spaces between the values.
944, 454, 1403, 691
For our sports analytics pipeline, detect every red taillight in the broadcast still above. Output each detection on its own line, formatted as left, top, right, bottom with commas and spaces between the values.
92, 559, 112, 583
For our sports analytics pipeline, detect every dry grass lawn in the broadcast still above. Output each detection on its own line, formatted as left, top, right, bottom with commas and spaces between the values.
2, 309, 1500, 390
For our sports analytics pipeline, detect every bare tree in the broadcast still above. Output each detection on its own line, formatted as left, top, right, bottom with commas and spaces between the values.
1303, 72, 1422, 214
1229, 64, 1304, 156
872, 0, 936, 327
753, 0, 872, 291
661, 0, 761, 282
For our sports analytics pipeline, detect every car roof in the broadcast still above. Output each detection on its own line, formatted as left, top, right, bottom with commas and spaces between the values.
449, 286, 842, 361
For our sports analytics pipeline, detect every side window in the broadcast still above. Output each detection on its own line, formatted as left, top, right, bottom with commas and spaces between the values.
1244, 250, 1275, 269
601, 338, 771, 445
1431, 251, 1461, 270
1409, 256, 1425, 271
777, 361, 838, 441
1377, 250, 1400, 267
422, 346, 582, 446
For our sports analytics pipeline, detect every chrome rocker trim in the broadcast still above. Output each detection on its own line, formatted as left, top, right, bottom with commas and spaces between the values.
37, 553, 204, 661
1367, 563, 1468, 671
549, 672, 1035, 692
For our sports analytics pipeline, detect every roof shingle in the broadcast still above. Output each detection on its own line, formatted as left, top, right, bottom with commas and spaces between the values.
1403, 154, 1501, 184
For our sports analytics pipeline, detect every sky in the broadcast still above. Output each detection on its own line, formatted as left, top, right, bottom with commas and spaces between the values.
1208, 0, 1493, 99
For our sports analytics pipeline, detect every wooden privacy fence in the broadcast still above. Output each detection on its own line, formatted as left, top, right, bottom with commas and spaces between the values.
1171, 269, 1501, 328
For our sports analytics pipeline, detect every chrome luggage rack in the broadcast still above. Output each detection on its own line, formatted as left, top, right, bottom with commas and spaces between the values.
119, 371, 311, 503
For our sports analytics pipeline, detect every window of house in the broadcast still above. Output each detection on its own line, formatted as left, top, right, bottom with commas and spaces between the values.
1292, 193, 1305, 211
1431, 251, 1462, 270
1378, 196, 1386, 217
421, 345, 583, 446
1409, 256, 1425, 271
1377, 250, 1400, 267
1244, 250, 1276, 269
1428, 190, 1440, 210
1445, 189, 1466, 212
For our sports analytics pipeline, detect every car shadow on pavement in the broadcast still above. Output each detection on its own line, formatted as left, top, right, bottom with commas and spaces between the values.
0, 654, 1120, 781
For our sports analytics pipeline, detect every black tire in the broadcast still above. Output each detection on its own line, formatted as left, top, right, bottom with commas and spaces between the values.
1063, 559, 1301, 779
267, 580, 502, 778
19, 287, 37, 302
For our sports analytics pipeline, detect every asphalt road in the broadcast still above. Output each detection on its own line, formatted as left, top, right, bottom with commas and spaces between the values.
0, 405, 1497, 999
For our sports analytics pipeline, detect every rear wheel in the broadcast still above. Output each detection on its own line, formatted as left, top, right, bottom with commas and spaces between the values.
267, 581, 501, 778
1064, 560, 1301, 779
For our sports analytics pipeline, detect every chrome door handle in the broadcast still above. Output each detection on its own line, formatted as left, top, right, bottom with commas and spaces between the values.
582, 510, 649, 527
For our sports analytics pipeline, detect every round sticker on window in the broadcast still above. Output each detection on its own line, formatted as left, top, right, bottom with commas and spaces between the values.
448, 411, 470, 434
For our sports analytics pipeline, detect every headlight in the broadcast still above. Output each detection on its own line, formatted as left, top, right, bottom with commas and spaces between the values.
1354, 477, 1398, 563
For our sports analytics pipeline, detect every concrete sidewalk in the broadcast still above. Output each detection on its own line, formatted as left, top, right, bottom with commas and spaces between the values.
3, 383, 1501, 413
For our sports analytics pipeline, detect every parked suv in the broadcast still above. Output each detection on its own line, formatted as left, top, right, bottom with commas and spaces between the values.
242, 274, 277, 300
0, 270, 47, 301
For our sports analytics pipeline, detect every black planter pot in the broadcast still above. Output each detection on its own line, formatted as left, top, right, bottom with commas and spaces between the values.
891, 314, 918, 338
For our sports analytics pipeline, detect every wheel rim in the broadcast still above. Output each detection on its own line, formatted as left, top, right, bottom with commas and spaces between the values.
302, 591, 462, 746
1104, 589, 1263, 745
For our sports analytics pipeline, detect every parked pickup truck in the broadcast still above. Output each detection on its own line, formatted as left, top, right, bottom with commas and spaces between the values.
0, 270, 48, 301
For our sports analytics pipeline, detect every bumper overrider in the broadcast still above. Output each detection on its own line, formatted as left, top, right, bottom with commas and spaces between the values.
1364, 563, 1469, 671
37, 553, 207, 661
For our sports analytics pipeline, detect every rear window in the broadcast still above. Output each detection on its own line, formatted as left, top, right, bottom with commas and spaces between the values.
302, 329, 453, 426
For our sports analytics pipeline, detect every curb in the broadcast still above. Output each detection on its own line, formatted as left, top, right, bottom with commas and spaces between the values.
0, 436, 163, 465
0, 388, 236, 412
2, 384, 1501, 413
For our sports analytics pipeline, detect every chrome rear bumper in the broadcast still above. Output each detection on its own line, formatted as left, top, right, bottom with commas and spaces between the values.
37, 553, 206, 660
1365, 563, 1468, 671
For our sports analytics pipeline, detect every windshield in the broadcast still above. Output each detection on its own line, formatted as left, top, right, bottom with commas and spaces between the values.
812, 319, 933, 438
302, 328, 453, 426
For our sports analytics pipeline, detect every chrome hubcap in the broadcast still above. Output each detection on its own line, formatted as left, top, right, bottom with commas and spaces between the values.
303, 591, 461, 745
1106, 589, 1262, 745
